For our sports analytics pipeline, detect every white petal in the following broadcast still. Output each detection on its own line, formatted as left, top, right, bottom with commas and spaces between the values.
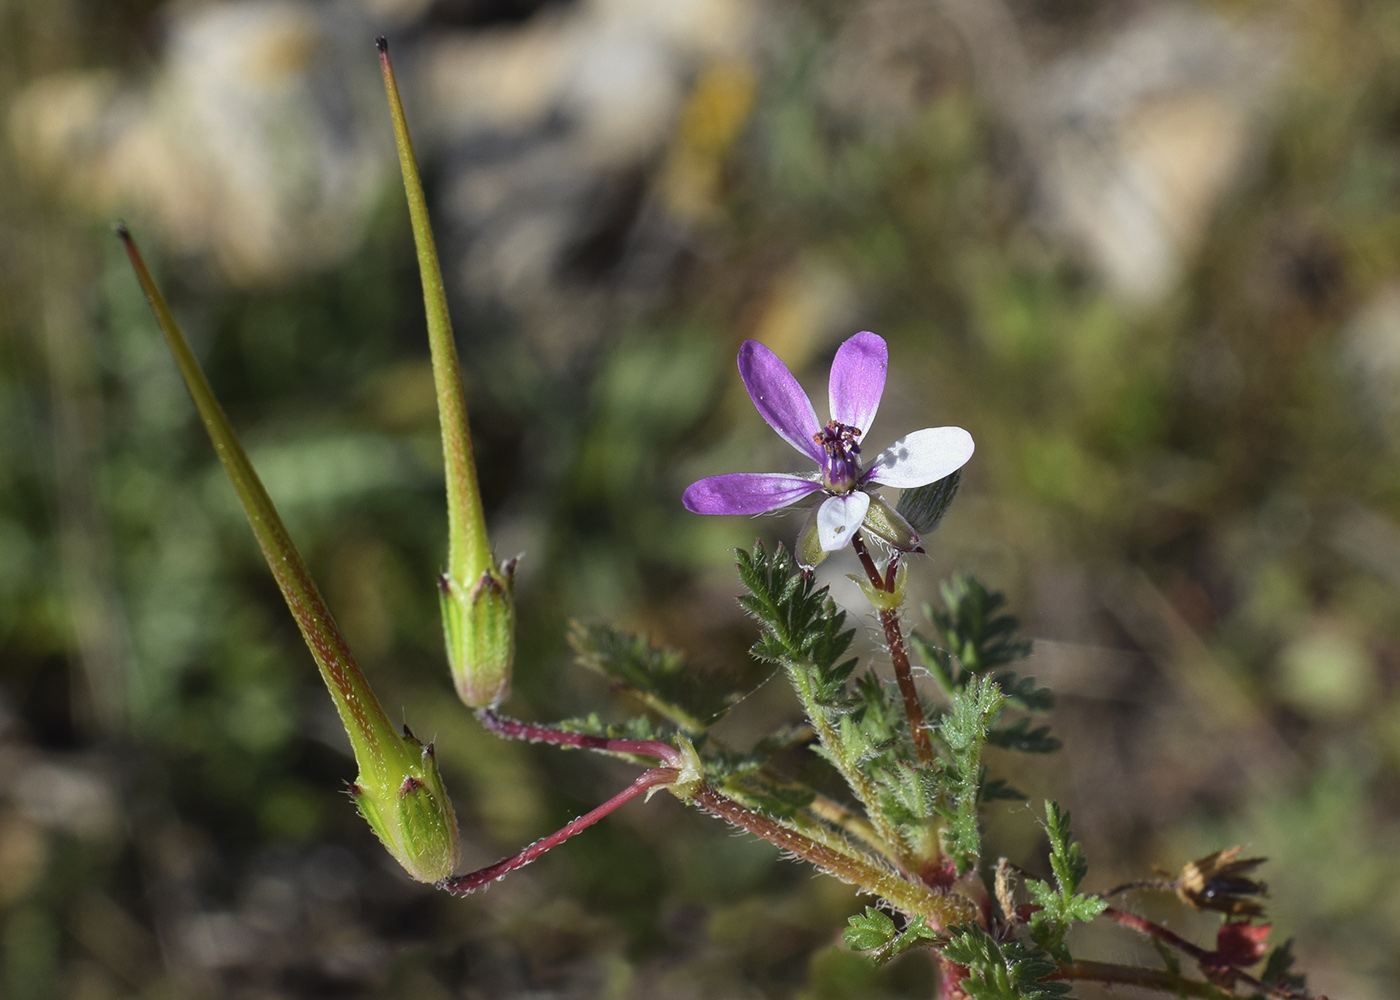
817, 492, 870, 552
866, 427, 974, 489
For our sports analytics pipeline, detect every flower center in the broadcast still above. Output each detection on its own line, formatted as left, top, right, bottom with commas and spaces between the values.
814, 420, 862, 492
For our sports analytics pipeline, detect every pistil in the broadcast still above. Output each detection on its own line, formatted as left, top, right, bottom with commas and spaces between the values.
814, 420, 862, 492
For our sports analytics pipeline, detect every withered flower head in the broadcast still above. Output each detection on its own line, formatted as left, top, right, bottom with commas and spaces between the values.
1176, 846, 1268, 917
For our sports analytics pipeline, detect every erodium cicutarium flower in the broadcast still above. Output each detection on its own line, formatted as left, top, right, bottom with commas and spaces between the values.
683, 332, 974, 566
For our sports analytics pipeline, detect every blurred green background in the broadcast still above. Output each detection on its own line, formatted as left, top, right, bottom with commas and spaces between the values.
3, 0, 1399, 997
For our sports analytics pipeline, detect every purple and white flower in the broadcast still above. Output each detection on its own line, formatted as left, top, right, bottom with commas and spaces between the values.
683, 332, 974, 565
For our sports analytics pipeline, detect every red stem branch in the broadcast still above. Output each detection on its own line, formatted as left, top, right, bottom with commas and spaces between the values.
1101, 906, 1312, 999
439, 767, 678, 893
477, 708, 681, 767
1049, 960, 1224, 998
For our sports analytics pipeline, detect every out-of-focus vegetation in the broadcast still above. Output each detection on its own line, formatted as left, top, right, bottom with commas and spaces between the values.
2, 0, 1399, 997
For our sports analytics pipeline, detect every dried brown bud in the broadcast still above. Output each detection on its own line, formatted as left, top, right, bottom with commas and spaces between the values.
1176, 846, 1268, 917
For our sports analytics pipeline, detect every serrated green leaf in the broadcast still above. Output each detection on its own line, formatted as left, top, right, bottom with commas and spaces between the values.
943, 926, 1069, 1000
844, 907, 899, 951
1259, 939, 1308, 993
1027, 801, 1106, 959
1045, 801, 1087, 895
571, 621, 759, 733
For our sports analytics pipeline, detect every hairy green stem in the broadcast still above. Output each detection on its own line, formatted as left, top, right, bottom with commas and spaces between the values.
785, 661, 915, 870
688, 783, 977, 928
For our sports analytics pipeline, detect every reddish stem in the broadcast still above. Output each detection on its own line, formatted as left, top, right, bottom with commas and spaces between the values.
850, 533, 885, 590
880, 606, 934, 764
851, 535, 933, 765
477, 708, 682, 767
1049, 960, 1226, 998
1101, 906, 1309, 999
439, 767, 678, 893
1103, 905, 1211, 962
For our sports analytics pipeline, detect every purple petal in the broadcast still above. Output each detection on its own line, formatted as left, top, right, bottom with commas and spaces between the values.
828, 331, 887, 433
817, 492, 870, 551
864, 427, 975, 489
738, 341, 823, 463
683, 473, 823, 515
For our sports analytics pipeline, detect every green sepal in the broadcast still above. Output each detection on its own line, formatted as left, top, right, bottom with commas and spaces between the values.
796, 506, 828, 568
850, 559, 906, 612
895, 469, 961, 534
352, 727, 461, 883
440, 559, 517, 708
862, 492, 922, 551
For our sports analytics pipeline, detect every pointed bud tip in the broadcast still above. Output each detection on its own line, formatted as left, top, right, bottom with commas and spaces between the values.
113, 221, 132, 243
376, 36, 389, 55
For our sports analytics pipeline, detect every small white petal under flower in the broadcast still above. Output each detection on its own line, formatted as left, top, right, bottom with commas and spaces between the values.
816, 492, 871, 552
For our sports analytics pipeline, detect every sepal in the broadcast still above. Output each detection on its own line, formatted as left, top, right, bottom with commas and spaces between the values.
440, 557, 518, 708
861, 492, 923, 551
351, 727, 461, 883
895, 468, 961, 534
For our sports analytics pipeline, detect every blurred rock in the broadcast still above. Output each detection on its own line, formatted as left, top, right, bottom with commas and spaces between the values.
13, 757, 119, 841
1034, 6, 1287, 305
1343, 282, 1400, 447
413, 0, 756, 315
821, 0, 970, 132
9, 1, 390, 286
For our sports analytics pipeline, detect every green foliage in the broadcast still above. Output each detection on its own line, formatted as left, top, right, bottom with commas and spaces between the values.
985, 717, 1060, 754
843, 908, 939, 964
1026, 802, 1107, 961
555, 710, 677, 746
908, 578, 1056, 757
1254, 939, 1309, 998
734, 543, 1058, 873
569, 621, 743, 733
925, 577, 1033, 678
943, 926, 1068, 1000
736, 542, 858, 705
938, 676, 1005, 872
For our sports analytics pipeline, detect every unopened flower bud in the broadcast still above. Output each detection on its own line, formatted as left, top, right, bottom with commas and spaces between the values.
440, 558, 517, 708
351, 726, 461, 883
895, 469, 962, 535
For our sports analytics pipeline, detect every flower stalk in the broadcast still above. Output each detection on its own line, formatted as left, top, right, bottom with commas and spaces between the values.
852, 535, 934, 765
